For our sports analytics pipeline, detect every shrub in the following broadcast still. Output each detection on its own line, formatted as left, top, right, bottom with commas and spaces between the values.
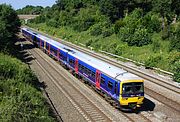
169, 24, 180, 51
152, 40, 161, 52
173, 61, 180, 82
145, 55, 162, 68
130, 28, 152, 46
114, 19, 125, 34
72, 8, 95, 31
102, 27, 113, 37
85, 39, 93, 47
0, 53, 55, 121
142, 12, 161, 33
115, 44, 127, 55
46, 19, 59, 28
168, 52, 180, 64
89, 24, 102, 36
106, 43, 117, 54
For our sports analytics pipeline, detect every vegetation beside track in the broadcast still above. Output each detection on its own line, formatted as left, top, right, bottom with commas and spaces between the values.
0, 4, 56, 121
0, 53, 55, 121
24, 0, 180, 82
27, 22, 180, 83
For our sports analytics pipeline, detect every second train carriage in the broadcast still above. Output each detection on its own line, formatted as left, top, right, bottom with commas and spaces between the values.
22, 28, 144, 111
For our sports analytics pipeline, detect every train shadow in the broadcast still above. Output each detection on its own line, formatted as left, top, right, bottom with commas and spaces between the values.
16, 37, 36, 64
138, 97, 155, 113
122, 97, 155, 114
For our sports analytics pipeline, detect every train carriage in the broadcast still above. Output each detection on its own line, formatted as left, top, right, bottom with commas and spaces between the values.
22, 28, 144, 111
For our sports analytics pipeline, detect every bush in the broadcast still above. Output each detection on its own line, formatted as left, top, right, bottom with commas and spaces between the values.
118, 27, 132, 43
72, 8, 95, 31
106, 43, 117, 54
129, 28, 152, 46
85, 39, 93, 47
145, 55, 162, 68
168, 52, 180, 64
118, 9, 152, 47
102, 27, 113, 37
46, 19, 59, 28
142, 12, 161, 33
173, 61, 180, 82
115, 44, 127, 55
0, 53, 55, 121
152, 40, 161, 52
169, 24, 180, 51
114, 19, 125, 34
89, 24, 102, 36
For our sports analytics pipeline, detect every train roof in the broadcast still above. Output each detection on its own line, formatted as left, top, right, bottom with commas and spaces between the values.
22, 28, 142, 82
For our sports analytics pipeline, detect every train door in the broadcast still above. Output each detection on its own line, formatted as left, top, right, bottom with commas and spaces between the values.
44, 41, 46, 50
115, 81, 118, 96
57, 49, 60, 60
48, 43, 50, 54
96, 70, 101, 89
40, 39, 41, 48
75, 58, 78, 74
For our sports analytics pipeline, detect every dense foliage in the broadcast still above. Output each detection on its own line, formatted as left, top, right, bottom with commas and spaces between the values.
0, 4, 56, 120
27, 0, 179, 82
0, 4, 20, 52
16, 5, 43, 15
0, 54, 55, 121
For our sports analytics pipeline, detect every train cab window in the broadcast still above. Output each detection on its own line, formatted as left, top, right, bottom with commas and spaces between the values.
101, 77, 105, 85
108, 81, 113, 90
81, 65, 85, 71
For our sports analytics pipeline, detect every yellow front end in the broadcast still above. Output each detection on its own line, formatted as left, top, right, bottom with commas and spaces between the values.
119, 80, 144, 109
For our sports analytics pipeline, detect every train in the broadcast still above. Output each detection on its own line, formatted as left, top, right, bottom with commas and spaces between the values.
21, 27, 144, 111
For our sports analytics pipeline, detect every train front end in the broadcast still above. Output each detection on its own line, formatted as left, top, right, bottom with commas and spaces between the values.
119, 80, 144, 111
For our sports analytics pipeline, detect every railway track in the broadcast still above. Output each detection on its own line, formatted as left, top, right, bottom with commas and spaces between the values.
29, 49, 112, 122
145, 87, 180, 113
25, 26, 180, 96
21, 26, 180, 121
23, 39, 153, 122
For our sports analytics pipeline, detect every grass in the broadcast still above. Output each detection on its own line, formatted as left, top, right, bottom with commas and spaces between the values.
27, 23, 178, 73
0, 53, 56, 121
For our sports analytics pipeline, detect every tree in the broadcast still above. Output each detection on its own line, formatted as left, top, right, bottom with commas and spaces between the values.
152, 0, 175, 34
16, 5, 44, 15
0, 4, 20, 51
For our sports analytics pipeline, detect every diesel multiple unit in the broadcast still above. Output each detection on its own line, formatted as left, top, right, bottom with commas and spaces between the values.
22, 28, 144, 111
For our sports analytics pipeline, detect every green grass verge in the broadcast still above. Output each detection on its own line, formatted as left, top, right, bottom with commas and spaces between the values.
0, 53, 56, 121
27, 23, 179, 73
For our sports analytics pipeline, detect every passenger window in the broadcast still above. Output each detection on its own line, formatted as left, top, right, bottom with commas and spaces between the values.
78, 64, 81, 70
82, 66, 84, 71
85, 67, 88, 74
101, 77, 105, 84
87, 69, 91, 75
92, 72, 95, 79
108, 81, 113, 90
